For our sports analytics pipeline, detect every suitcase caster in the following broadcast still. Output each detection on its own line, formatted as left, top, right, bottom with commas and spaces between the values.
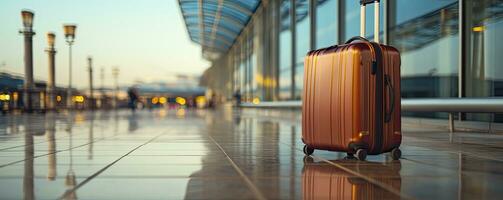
355, 149, 367, 161
345, 153, 356, 160
303, 156, 314, 163
391, 148, 401, 160
303, 145, 314, 155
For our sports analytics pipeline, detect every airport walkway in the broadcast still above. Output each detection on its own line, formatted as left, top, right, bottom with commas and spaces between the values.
0, 108, 502, 199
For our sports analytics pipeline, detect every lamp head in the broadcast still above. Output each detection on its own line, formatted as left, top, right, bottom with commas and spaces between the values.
63, 24, 77, 43
21, 10, 34, 29
47, 32, 56, 47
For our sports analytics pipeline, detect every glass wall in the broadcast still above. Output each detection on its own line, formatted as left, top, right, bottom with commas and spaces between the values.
248, 33, 256, 100
279, 0, 293, 100
233, 48, 241, 93
294, 0, 310, 99
316, 0, 338, 48
223, 0, 503, 124
389, 0, 459, 118
464, 0, 503, 121
253, 11, 264, 101
232, 32, 258, 102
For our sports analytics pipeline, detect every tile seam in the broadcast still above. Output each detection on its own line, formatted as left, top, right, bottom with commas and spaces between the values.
0, 136, 114, 168
58, 133, 165, 200
207, 135, 267, 200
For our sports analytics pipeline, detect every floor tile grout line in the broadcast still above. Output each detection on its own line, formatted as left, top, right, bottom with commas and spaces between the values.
406, 137, 503, 163
0, 116, 116, 151
0, 135, 115, 168
59, 132, 165, 200
402, 157, 461, 172
0, 134, 71, 152
279, 141, 415, 200
207, 135, 267, 200
0, 175, 249, 179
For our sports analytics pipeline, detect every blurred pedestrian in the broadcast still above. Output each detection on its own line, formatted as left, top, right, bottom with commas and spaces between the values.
127, 87, 139, 112
208, 94, 216, 109
233, 89, 241, 107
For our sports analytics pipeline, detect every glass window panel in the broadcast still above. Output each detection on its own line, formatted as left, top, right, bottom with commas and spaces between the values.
279, 0, 293, 100
316, 0, 338, 48
240, 40, 247, 99
252, 14, 263, 100
465, 0, 503, 122
248, 34, 256, 99
234, 48, 241, 93
295, 0, 310, 99
343, 0, 360, 40
389, 0, 459, 118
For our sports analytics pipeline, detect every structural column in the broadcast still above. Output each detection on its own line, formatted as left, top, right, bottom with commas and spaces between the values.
19, 10, 35, 112
63, 24, 77, 109
23, 32, 35, 112
46, 32, 57, 110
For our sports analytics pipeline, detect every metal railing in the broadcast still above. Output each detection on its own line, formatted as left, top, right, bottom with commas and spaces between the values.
241, 101, 301, 108
401, 98, 503, 113
241, 98, 503, 132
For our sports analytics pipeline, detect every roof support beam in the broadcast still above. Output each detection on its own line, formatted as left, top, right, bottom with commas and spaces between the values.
180, 0, 253, 16
198, 0, 204, 48
204, 0, 253, 16
186, 22, 239, 38
178, 0, 260, 54
182, 12, 245, 28
210, 0, 224, 48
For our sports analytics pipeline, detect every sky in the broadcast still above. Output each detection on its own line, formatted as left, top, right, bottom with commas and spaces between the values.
0, 0, 209, 89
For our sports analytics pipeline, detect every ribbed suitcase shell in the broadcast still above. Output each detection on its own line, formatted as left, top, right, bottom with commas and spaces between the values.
302, 41, 401, 154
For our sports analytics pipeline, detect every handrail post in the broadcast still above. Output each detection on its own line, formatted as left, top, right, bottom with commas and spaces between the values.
489, 113, 494, 134
449, 113, 455, 133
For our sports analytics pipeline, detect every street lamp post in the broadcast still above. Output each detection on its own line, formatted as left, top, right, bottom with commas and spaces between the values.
100, 67, 105, 108
112, 67, 119, 109
19, 10, 35, 112
45, 32, 56, 110
88, 56, 94, 110
63, 24, 76, 109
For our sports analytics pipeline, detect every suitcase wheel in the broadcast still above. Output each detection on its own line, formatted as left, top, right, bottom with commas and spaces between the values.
356, 149, 367, 161
303, 145, 314, 156
391, 148, 401, 160
345, 153, 356, 159
303, 156, 314, 163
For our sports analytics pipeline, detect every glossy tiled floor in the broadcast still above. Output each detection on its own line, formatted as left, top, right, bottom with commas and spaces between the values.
1, 108, 503, 199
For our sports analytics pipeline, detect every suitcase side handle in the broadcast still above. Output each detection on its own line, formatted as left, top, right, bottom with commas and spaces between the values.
384, 74, 395, 122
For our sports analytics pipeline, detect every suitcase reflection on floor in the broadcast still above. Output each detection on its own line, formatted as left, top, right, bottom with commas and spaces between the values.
302, 157, 402, 200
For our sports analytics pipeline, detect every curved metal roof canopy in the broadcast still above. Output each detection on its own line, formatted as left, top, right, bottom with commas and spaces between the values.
178, 0, 260, 60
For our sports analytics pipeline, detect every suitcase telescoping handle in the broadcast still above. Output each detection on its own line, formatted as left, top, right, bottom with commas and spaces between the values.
359, 0, 380, 43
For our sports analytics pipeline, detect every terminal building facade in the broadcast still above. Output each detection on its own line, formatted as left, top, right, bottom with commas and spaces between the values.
180, 0, 503, 122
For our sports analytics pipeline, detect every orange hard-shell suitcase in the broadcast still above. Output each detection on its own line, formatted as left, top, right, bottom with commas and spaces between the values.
301, 0, 401, 160
302, 160, 402, 199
